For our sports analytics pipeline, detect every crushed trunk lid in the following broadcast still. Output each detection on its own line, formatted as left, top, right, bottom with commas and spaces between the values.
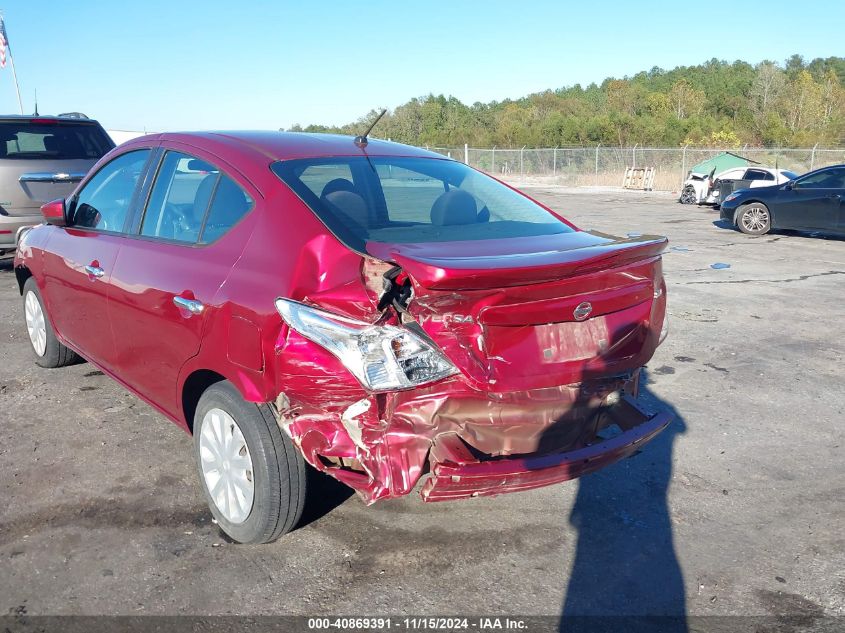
367, 231, 668, 392
366, 231, 667, 291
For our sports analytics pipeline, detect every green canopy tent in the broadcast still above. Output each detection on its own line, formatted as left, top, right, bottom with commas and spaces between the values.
690, 151, 760, 176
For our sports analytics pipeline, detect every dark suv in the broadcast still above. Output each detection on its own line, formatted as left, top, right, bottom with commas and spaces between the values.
0, 114, 114, 255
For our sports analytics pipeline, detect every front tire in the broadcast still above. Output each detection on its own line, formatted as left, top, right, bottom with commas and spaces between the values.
736, 202, 771, 235
193, 381, 307, 544
679, 185, 697, 204
22, 277, 78, 368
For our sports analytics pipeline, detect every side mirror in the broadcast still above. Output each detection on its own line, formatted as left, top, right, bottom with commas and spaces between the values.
40, 199, 67, 227
784, 180, 797, 191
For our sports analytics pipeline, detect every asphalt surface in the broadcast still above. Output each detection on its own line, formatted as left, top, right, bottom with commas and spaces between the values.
1, 190, 843, 622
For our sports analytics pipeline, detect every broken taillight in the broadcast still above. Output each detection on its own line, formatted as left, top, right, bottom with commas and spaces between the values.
275, 298, 458, 391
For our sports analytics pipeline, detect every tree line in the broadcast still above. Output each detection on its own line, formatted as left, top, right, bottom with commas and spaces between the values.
290, 55, 845, 148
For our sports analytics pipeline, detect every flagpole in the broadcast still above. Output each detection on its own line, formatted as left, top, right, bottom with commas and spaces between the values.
7, 43, 23, 114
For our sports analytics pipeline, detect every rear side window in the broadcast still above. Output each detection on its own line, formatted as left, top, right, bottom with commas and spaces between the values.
745, 169, 773, 181
0, 121, 113, 160
72, 150, 151, 231
272, 156, 573, 253
140, 150, 253, 244
200, 175, 253, 243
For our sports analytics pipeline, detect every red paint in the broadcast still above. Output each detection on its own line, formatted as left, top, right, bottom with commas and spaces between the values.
40, 199, 66, 226
15, 132, 672, 505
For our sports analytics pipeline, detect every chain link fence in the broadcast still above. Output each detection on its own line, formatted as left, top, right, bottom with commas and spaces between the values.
421, 146, 845, 191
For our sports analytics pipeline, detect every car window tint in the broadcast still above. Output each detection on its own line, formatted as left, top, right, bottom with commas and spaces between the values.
377, 165, 447, 223
141, 151, 219, 242
797, 168, 845, 189
273, 157, 573, 253
297, 164, 355, 199
0, 121, 113, 160
199, 175, 253, 243
745, 169, 767, 180
72, 149, 150, 231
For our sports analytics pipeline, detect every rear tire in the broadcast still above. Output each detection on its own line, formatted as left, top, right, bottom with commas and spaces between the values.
193, 381, 307, 544
736, 202, 771, 235
22, 277, 78, 368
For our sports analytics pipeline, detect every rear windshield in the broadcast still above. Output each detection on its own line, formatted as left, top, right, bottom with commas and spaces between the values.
272, 156, 573, 252
0, 121, 114, 160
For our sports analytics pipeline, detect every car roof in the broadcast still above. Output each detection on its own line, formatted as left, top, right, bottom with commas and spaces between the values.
130, 131, 448, 162
0, 114, 103, 124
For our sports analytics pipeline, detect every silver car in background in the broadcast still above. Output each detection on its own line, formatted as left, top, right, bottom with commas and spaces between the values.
0, 114, 114, 255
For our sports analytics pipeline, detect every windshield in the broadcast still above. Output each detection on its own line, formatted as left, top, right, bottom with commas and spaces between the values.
0, 121, 114, 160
272, 156, 573, 252
783, 171, 799, 180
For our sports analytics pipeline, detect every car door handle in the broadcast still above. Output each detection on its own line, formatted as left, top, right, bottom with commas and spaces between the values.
19, 172, 87, 183
84, 264, 105, 278
173, 296, 204, 315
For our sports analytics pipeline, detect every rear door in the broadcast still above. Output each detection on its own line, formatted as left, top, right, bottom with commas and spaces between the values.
107, 148, 256, 415
775, 167, 845, 230
41, 148, 154, 368
0, 119, 114, 216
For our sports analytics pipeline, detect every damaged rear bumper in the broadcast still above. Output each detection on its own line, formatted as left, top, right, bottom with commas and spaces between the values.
421, 395, 671, 501
275, 363, 672, 505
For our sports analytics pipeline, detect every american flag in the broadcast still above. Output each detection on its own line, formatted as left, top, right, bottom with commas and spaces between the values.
0, 16, 8, 69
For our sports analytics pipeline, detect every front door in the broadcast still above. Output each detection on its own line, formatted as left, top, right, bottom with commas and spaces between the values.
776, 167, 845, 231
107, 149, 256, 417
41, 149, 153, 368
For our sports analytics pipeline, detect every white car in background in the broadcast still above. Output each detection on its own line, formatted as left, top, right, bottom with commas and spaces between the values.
679, 166, 798, 205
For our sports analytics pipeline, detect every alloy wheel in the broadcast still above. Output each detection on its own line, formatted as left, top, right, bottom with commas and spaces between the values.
741, 205, 769, 232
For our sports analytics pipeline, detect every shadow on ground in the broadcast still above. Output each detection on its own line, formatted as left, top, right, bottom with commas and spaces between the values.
560, 371, 688, 633
712, 219, 845, 242
297, 465, 356, 529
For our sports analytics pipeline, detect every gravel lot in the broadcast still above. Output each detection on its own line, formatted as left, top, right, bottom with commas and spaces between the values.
1, 190, 843, 624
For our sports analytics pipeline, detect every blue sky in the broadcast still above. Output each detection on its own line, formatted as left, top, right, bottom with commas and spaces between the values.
0, 0, 842, 132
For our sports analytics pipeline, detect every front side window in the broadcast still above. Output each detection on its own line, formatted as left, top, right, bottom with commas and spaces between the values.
72, 149, 150, 231
272, 157, 573, 252
140, 150, 253, 244
796, 168, 845, 189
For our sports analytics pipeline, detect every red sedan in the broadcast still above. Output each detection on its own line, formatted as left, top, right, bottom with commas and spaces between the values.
14, 132, 671, 543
